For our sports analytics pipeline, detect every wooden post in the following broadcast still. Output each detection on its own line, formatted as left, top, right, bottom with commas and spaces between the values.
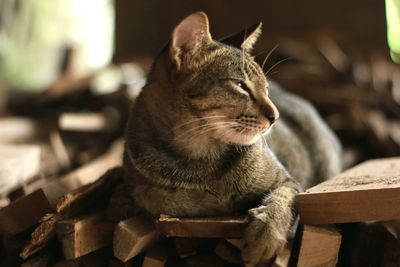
296, 225, 341, 267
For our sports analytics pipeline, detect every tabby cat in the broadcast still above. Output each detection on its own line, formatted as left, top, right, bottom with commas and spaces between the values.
123, 12, 342, 266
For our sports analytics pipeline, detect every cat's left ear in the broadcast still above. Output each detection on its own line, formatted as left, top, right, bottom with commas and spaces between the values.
170, 12, 212, 70
220, 22, 262, 53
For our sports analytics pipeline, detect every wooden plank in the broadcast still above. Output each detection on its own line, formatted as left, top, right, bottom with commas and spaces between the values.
0, 190, 53, 236
56, 212, 116, 259
156, 215, 249, 238
0, 141, 122, 236
296, 225, 341, 267
113, 216, 160, 262
297, 158, 400, 224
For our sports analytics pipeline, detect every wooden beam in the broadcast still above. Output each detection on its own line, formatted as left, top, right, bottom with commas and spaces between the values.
56, 212, 115, 259
113, 215, 160, 262
156, 215, 249, 238
296, 225, 341, 267
297, 158, 400, 224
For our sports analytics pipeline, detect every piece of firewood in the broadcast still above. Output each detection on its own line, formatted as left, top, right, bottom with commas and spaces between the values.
156, 215, 249, 238
297, 158, 400, 224
142, 243, 168, 267
56, 212, 116, 259
296, 225, 341, 267
0, 144, 40, 195
174, 238, 198, 258
0, 190, 53, 236
0, 141, 122, 237
113, 215, 160, 262
214, 239, 241, 263
20, 167, 122, 259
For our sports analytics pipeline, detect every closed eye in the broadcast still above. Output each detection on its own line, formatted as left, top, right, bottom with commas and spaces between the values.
236, 80, 256, 100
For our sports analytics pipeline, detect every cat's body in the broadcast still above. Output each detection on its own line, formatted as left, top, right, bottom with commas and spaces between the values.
123, 12, 341, 266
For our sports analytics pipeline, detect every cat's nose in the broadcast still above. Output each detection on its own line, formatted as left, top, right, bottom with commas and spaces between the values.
267, 113, 278, 124
260, 99, 279, 124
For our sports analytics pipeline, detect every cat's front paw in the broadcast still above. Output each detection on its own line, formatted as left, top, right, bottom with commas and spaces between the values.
241, 204, 293, 267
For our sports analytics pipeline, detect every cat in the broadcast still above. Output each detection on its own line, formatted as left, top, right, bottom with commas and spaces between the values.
123, 12, 342, 266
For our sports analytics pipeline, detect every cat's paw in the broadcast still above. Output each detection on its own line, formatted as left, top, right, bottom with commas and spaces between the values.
241, 204, 293, 267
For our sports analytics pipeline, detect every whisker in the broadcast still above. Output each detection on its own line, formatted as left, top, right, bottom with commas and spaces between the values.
177, 121, 238, 141
261, 44, 280, 70
264, 58, 291, 77
173, 115, 227, 130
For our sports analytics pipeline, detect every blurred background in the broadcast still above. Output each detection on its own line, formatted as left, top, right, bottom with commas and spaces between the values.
0, 0, 399, 204
0, 1, 400, 266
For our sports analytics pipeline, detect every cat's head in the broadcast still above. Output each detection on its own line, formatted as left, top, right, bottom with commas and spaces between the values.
151, 12, 279, 156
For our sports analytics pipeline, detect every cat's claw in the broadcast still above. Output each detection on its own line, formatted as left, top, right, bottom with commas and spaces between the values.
241, 205, 292, 266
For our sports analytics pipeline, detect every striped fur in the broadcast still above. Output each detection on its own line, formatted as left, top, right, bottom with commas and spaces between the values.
123, 12, 342, 266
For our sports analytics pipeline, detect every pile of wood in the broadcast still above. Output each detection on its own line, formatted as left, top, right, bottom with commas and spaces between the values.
3, 151, 400, 266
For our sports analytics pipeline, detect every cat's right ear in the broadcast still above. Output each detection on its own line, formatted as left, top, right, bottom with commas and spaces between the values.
170, 12, 212, 70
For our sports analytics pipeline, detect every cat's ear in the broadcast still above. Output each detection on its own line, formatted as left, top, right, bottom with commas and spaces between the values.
170, 12, 212, 69
220, 22, 262, 53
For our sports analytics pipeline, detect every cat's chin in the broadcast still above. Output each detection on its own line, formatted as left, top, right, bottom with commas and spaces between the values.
214, 130, 262, 146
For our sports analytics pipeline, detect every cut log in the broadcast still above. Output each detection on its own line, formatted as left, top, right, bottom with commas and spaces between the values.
297, 158, 400, 224
0, 144, 40, 195
156, 215, 249, 238
296, 225, 341, 267
113, 215, 160, 262
0, 141, 122, 237
56, 212, 116, 259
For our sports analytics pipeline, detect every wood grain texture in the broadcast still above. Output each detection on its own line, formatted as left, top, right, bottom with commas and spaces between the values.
297, 158, 400, 224
296, 225, 341, 267
156, 215, 249, 238
56, 212, 115, 259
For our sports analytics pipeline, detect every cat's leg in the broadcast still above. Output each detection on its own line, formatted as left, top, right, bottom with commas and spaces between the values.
241, 175, 300, 266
